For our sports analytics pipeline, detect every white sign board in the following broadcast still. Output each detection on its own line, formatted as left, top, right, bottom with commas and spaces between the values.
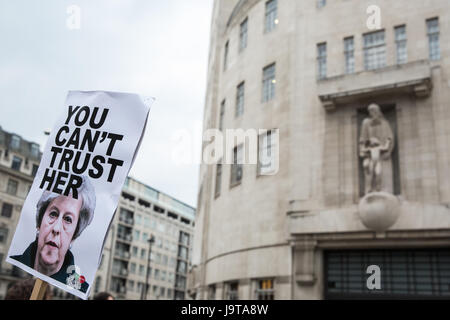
7, 91, 153, 299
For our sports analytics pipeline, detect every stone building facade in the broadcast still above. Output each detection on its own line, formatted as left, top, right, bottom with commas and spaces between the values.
189, 0, 450, 299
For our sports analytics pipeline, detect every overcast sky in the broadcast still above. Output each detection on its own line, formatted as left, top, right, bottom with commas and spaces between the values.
0, 0, 213, 207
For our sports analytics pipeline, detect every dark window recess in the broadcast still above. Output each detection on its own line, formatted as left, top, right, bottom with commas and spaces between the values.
154, 205, 164, 214
138, 199, 151, 208
168, 211, 178, 220
122, 192, 135, 201
1, 203, 13, 218
180, 217, 191, 225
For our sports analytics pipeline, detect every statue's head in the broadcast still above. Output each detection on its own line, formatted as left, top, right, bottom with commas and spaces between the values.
367, 103, 382, 119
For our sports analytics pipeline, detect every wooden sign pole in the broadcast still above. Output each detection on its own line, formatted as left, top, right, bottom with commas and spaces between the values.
30, 279, 48, 300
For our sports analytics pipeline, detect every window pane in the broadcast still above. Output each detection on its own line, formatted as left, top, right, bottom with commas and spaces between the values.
219, 100, 225, 131
258, 130, 277, 175
223, 41, 229, 70
1, 203, 13, 218
395, 25, 407, 64
427, 18, 440, 60
10, 135, 20, 149
236, 82, 245, 117
262, 63, 276, 102
317, 43, 327, 79
0, 227, 8, 243
265, 0, 277, 33
344, 37, 355, 74
11, 156, 22, 171
364, 30, 386, 70
239, 18, 248, 51
7, 179, 18, 195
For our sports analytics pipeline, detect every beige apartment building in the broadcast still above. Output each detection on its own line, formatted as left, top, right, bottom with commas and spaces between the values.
0, 126, 41, 299
189, 0, 450, 299
89, 177, 195, 300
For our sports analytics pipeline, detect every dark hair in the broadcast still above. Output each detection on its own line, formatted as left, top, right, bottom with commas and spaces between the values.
5, 278, 52, 300
93, 292, 114, 300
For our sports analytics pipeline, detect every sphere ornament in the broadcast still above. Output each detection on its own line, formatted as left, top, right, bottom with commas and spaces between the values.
358, 192, 401, 232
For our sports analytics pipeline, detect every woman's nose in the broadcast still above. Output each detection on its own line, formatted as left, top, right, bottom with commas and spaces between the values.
52, 217, 62, 234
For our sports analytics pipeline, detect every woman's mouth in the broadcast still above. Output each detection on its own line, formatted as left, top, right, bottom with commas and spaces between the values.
45, 241, 59, 248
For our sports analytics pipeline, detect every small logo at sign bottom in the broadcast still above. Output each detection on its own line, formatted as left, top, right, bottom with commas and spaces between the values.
66, 265, 85, 290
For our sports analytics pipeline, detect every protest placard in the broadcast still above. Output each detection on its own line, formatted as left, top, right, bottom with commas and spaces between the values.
6, 90, 153, 300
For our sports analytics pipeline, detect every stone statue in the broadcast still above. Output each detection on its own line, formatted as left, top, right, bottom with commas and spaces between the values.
359, 103, 394, 194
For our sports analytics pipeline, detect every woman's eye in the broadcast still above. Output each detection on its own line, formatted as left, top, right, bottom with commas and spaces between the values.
64, 216, 73, 224
49, 211, 58, 219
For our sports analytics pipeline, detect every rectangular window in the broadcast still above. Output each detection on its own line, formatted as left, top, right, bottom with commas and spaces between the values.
258, 130, 278, 175
256, 279, 274, 300
132, 246, 138, 257
262, 63, 276, 102
1, 203, 13, 218
6, 179, 18, 196
154, 269, 160, 280
427, 18, 440, 60
239, 18, 248, 51
178, 247, 188, 260
140, 248, 146, 259
344, 37, 355, 74
317, 42, 327, 79
11, 156, 22, 171
219, 100, 225, 131
130, 263, 136, 274
236, 82, 245, 117
10, 135, 20, 149
30, 143, 39, 158
215, 162, 222, 198
223, 40, 229, 70
225, 282, 239, 300
317, 0, 326, 8
0, 227, 8, 243
133, 230, 140, 241
363, 30, 386, 70
139, 265, 145, 276
127, 280, 134, 291
231, 145, 243, 186
265, 0, 278, 33
395, 25, 407, 64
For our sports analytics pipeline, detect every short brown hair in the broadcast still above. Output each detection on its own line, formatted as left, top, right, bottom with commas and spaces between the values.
5, 278, 52, 300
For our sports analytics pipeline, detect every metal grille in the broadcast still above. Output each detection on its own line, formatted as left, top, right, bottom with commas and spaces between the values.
325, 249, 450, 299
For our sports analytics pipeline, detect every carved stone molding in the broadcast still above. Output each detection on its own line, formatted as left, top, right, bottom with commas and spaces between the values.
318, 60, 433, 111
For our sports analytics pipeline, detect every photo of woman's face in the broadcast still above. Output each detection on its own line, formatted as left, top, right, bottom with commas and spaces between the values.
36, 195, 82, 275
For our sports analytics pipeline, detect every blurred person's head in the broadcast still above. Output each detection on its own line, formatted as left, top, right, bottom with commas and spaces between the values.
5, 278, 52, 300
93, 291, 114, 300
